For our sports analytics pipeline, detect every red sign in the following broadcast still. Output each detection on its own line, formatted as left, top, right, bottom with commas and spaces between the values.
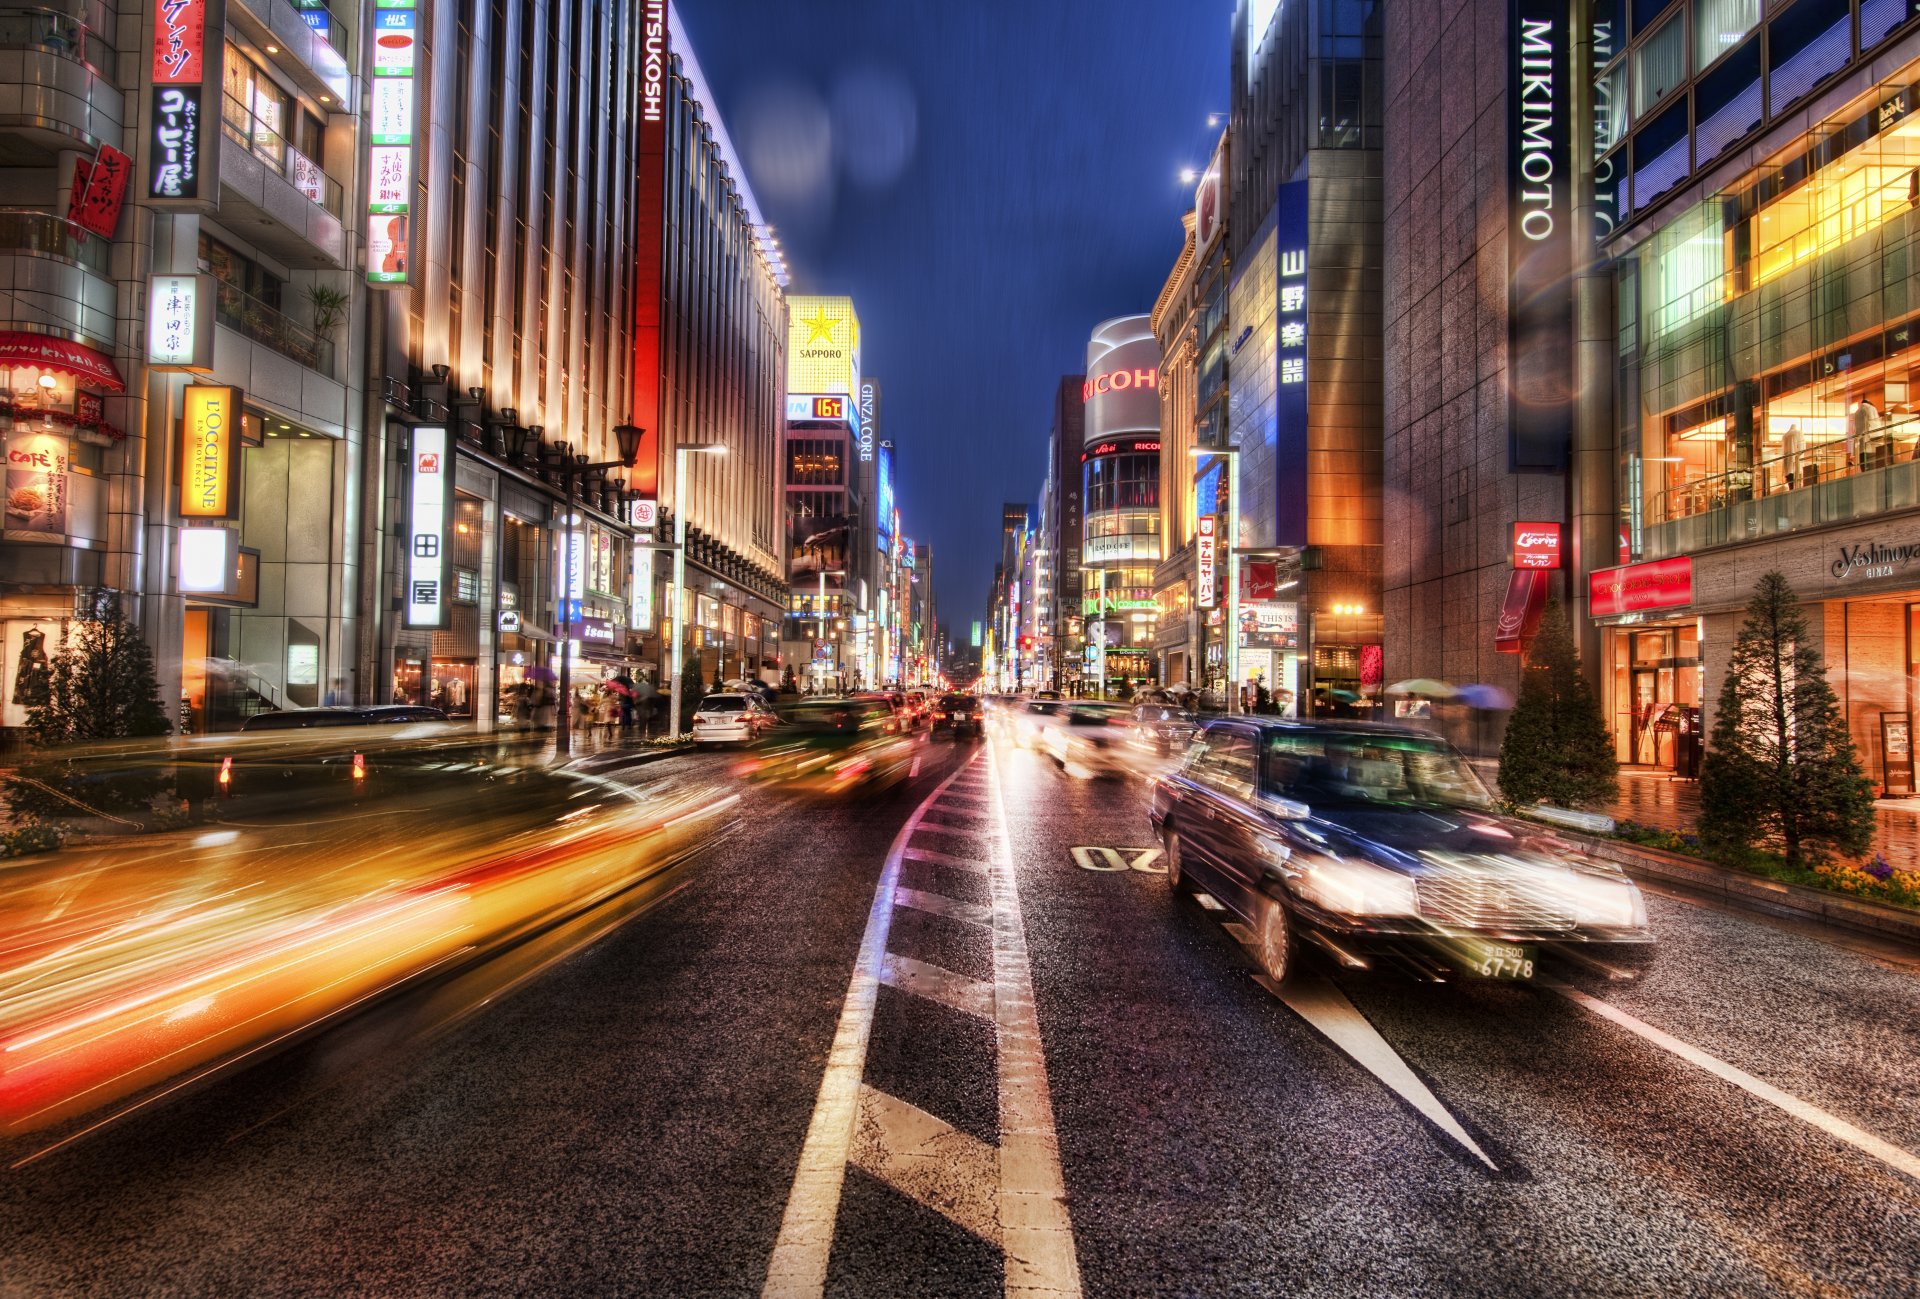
813, 396, 845, 419
630, 0, 668, 492
1243, 561, 1277, 601
1081, 368, 1159, 401
1079, 437, 1161, 462
151, 0, 206, 85
1360, 644, 1383, 690
1589, 557, 1694, 618
67, 146, 132, 239
0, 331, 124, 392
1196, 515, 1218, 609
1512, 521, 1563, 570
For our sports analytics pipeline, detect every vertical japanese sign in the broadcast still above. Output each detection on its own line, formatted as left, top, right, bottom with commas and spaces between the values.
147, 274, 215, 371
631, 545, 654, 630
148, 0, 221, 206
405, 427, 452, 629
179, 385, 240, 518
1273, 178, 1309, 546
1508, 0, 1572, 472
631, 0, 669, 471
68, 145, 132, 238
366, 0, 419, 287
1196, 515, 1218, 609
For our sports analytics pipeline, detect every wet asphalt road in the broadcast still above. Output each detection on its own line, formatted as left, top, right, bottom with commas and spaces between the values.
2, 727, 1918, 1297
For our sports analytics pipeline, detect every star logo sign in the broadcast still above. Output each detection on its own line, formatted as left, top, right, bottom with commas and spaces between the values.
802, 307, 838, 345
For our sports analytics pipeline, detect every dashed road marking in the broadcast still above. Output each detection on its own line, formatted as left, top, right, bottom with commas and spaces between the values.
1557, 984, 1920, 1186
762, 746, 1083, 1297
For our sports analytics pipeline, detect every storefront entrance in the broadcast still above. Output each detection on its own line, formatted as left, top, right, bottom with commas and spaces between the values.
1607, 623, 1702, 773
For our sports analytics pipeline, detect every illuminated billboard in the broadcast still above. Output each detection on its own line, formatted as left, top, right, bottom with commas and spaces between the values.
179, 384, 240, 518
787, 295, 860, 396
875, 443, 895, 553
1084, 314, 1160, 442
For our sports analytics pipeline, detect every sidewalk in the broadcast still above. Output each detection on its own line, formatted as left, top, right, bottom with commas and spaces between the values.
1473, 760, 1920, 871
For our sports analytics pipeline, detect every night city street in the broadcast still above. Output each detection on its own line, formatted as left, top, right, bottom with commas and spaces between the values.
9, 0, 1920, 1295
3, 728, 1917, 1297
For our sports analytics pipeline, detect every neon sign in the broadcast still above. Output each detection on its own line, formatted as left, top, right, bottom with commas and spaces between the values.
1082, 368, 1158, 401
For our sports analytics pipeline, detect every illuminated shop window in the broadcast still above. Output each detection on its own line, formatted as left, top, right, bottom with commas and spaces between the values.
1747, 118, 1920, 290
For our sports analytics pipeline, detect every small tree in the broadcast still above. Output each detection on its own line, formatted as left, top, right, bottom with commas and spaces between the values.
680, 653, 707, 732
1700, 572, 1874, 868
711, 661, 727, 692
27, 590, 171, 745
1498, 600, 1618, 809
781, 663, 798, 694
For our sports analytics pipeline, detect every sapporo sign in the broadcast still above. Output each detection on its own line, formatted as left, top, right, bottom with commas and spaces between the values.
179, 384, 240, 518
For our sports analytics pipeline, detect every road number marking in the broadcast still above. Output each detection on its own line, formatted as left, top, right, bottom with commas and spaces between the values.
1069, 846, 1164, 873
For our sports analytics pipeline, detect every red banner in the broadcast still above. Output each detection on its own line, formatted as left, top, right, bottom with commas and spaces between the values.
1511, 521, 1562, 570
630, 0, 668, 494
1589, 557, 1693, 618
1495, 569, 1548, 653
67, 146, 132, 239
0, 332, 124, 392
1243, 561, 1277, 601
151, 0, 206, 84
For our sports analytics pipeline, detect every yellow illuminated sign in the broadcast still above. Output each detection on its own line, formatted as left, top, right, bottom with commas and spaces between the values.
180, 384, 240, 518
787, 295, 860, 396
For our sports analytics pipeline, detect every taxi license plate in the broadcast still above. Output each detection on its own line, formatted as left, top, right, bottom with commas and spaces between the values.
1462, 942, 1536, 980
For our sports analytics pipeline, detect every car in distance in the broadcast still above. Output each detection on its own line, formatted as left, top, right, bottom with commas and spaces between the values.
1131, 702, 1198, 756
1150, 719, 1655, 985
691, 692, 778, 746
1013, 696, 1066, 747
930, 693, 983, 739
740, 697, 914, 794
1039, 701, 1134, 776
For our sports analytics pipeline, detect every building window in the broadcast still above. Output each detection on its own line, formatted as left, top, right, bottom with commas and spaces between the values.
1692, 0, 1758, 72
1632, 12, 1686, 116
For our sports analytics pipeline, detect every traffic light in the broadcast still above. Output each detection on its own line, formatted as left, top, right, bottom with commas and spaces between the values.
1019, 635, 1034, 651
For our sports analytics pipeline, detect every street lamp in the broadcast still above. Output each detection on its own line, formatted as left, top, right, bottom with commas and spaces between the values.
667, 442, 728, 741
1192, 446, 1241, 714
553, 422, 645, 756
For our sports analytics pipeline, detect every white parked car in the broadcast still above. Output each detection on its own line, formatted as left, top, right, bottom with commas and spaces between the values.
692, 693, 777, 746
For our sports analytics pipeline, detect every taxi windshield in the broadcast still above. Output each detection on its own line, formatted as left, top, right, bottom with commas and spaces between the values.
1264, 730, 1492, 811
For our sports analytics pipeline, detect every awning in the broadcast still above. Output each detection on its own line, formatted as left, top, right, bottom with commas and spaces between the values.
0, 331, 124, 393
1494, 569, 1548, 654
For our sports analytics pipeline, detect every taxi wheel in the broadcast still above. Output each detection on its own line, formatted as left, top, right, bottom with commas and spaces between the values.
1164, 828, 1186, 892
1255, 895, 1293, 984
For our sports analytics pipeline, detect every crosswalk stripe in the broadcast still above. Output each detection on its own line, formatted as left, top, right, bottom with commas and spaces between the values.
849, 1084, 1003, 1245
880, 953, 996, 1019
901, 845, 996, 872
894, 887, 992, 927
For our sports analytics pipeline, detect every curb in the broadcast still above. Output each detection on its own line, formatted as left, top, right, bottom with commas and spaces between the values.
1556, 828, 1920, 948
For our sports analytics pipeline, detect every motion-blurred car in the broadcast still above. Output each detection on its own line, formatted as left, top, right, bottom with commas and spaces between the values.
737, 697, 914, 795
930, 693, 983, 739
691, 692, 779, 745
851, 691, 913, 734
1150, 719, 1656, 985
1131, 702, 1199, 756
1039, 702, 1135, 776
1012, 696, 1066, 747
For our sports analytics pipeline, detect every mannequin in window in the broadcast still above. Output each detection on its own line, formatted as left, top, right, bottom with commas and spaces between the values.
1850, 397, 1881, 468
12, 626, 50, 708
1781, 424, 1803, 489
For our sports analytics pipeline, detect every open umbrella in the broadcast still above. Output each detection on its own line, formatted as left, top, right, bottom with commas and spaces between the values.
1327, 688, 1362, 703
1456, 683, 1514, 710
1385, 678, 1459, 699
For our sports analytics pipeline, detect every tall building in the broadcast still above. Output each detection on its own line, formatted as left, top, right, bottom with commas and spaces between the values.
1222, 0, 1385, 715
1082, 314, 1162, 695
378, 0, 787, 723
1, 0, 364, 736
1045, 376, 1086, 691
781, 296, 863, 689
1594, 0, 1920, 787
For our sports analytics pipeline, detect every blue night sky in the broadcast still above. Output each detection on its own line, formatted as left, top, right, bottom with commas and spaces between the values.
679, 0, 1227, 635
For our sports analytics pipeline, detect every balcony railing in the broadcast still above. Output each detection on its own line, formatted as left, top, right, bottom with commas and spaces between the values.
0, 208, 110, 275
221, 94, 344, 217
293, 0, 350, 56
1645, 426, 1920, 558
214, 280, 334, 373
0, 7, 113, 75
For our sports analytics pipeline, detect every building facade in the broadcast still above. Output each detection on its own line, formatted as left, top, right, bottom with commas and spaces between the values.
1224, 0, 1384, 715
1599, 0, 1920, 789
1045, 375, 1086, 691
1082, 314, 1162, 696
781, 296, 863, 690
377, 0, 786, 726
1, 0, 364, 738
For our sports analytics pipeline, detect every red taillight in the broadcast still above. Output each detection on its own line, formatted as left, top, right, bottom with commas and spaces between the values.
351, 752, 366, 781
216, 755, 232, 795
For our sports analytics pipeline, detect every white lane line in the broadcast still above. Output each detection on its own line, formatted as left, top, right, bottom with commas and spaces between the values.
1557, 985, 1920, 1186
983, 739, 1085, 1299
880, 952, 996, 1019
850, 1084, 1003, 1245
900, 845, 994, 872
909, 755, 922, 778
761, 755, 983, 1299
895, 886, 992, 927
1259, 973, 1498, 1172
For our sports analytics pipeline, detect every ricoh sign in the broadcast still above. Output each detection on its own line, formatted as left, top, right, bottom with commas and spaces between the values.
1507, 0, 1572, 474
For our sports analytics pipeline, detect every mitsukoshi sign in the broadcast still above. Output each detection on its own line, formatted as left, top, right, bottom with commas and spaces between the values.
1507, 0, 1572, 473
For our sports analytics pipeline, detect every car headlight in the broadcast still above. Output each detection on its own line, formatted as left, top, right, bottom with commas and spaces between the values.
1295, 855, 1420, 918
1553, 870, 1647, 929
